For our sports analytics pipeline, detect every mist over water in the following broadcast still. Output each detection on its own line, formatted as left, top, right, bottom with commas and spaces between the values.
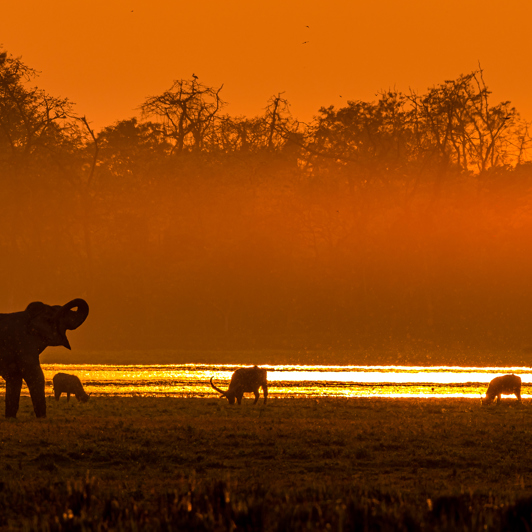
2, 52, 532, 366
19, 364, 531, 399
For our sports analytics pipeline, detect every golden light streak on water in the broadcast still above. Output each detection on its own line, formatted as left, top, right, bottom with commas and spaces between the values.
4, 364, 529, 399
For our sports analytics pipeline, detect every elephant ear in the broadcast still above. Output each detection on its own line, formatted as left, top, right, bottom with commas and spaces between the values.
25, 301, 48, 318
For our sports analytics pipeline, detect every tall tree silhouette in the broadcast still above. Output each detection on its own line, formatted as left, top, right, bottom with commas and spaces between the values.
140, 77, 224, 153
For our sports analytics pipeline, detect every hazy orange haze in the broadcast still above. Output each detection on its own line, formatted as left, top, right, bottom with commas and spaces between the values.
2, 0, 532, 130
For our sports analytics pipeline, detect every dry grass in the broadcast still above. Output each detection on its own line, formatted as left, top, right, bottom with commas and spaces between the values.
1, 395, 532, 530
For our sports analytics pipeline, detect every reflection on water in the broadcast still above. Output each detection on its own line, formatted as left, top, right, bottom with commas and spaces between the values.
4, 364, 525, 399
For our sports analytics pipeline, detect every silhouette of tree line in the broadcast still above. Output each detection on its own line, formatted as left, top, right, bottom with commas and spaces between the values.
2, 49, 532, 357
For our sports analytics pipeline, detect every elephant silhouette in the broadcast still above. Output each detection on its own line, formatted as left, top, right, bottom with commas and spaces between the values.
0, 299, 89, 418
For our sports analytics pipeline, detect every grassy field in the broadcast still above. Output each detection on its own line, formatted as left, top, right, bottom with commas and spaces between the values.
1, 395, 532, 530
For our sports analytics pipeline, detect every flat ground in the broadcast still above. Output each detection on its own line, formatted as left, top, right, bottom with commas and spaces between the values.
1, 395, 531, 530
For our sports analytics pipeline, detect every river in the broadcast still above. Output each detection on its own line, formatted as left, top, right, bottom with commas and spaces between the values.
12, 364, 529, 399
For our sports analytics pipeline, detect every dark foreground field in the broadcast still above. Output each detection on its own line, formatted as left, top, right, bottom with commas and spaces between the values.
1, 396, 532, 530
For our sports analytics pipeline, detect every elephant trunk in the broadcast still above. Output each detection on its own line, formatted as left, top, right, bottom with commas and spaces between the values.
210, 377, 227, 397
58, 299, 89, 331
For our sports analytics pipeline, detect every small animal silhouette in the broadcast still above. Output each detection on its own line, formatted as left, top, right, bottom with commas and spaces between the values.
210, 366, 268, 405
53, 373, 90, 403
482, 374, 521, 405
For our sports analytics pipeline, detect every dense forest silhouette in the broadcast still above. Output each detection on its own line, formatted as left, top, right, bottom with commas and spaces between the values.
1, 49, 532, 363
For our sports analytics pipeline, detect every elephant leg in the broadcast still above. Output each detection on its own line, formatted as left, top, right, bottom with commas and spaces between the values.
253, 390, 259, 404
24, 367, 46, 418
5, 375, 23, 418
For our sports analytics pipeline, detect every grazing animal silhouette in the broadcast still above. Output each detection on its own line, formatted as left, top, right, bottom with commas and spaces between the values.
482, 374, 521, 405
210, 365, 268, 405
53, 373, 90, 403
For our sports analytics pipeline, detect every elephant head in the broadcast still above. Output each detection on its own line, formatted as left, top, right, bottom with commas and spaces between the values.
26, 298, 89, 350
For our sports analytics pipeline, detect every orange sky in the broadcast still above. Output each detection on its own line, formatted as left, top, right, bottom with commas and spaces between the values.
2, 0, 532, 131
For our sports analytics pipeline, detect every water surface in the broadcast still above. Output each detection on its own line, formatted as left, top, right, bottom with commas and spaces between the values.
22, 364, 532, 399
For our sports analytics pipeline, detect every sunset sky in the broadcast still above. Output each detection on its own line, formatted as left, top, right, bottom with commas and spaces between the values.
3, 0, 531, 131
